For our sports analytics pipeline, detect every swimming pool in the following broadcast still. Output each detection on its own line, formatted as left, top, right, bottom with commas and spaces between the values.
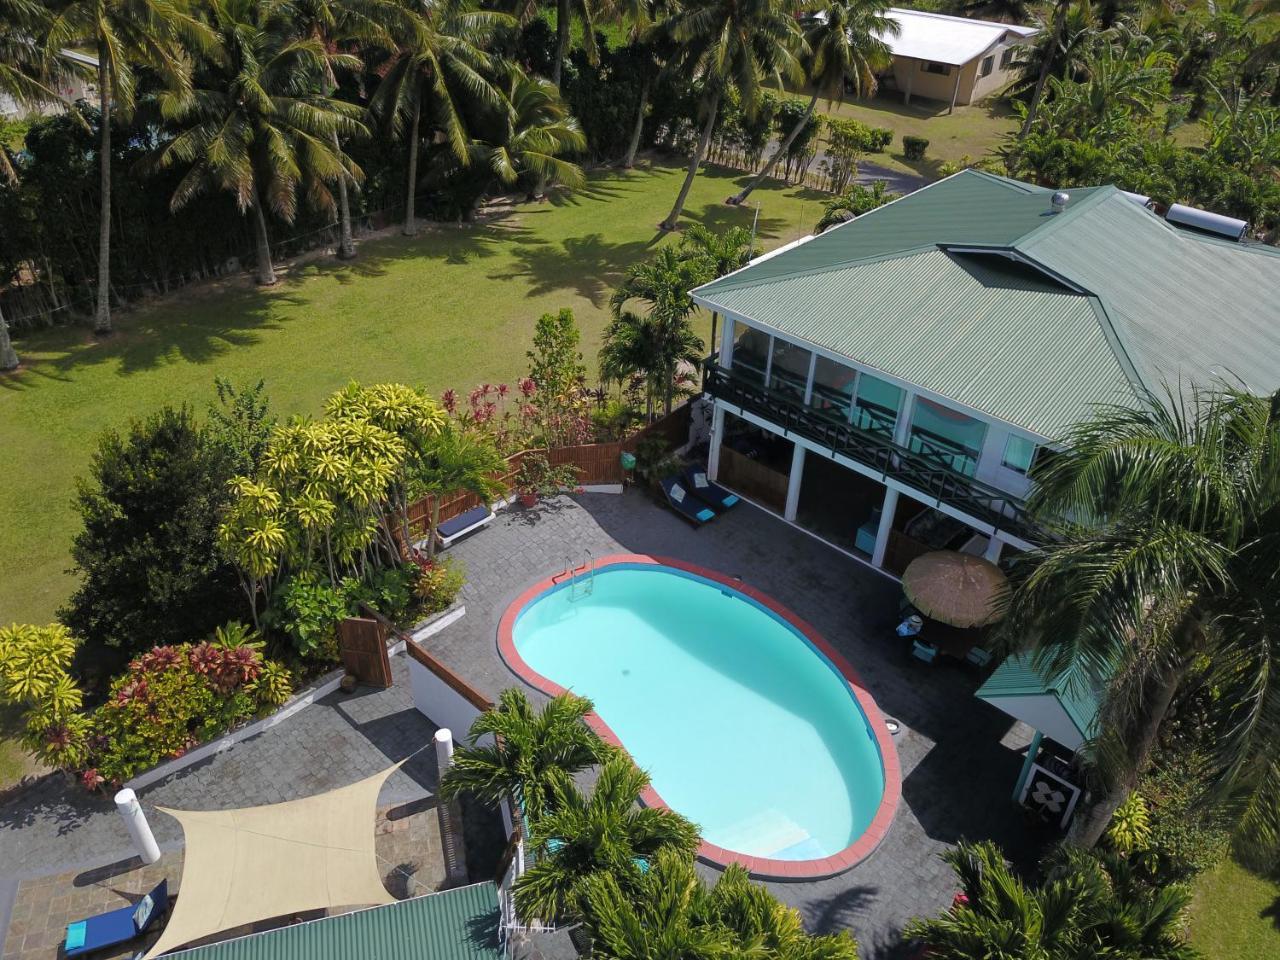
498, 554, 900, 879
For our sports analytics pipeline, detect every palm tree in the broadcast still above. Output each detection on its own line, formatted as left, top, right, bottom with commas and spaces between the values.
999, 388, 1280, 855
580, 847, 731, 960
506, 0, 602, 88
152, 0, 367, 286
438, 688, 604, 823
413, 424, 505, 560
370, 0, 509, 236
47, 0, 213, 334
482, 69, 586, 200
704, 862, 859, 959
294, 0, 405, 259
678, 224, 757, 352
1016, 0, 1086, 139
729, 0, 895, 206
606, 247, 708, 414
615, 0, 673, 168
656, 0, 804, 231
512, 753, 701, 923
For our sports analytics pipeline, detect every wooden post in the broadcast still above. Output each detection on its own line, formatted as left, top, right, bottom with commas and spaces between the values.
949, 68, 961, 115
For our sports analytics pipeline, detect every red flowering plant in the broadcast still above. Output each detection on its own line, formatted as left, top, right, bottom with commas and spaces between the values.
444, 382, 540, 455
86, 622, 290, 786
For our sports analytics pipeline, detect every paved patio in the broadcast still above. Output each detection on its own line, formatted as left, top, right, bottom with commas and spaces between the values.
2, 799, 448, 960
0, 490, 1041, 959
432, 490, 1040, 956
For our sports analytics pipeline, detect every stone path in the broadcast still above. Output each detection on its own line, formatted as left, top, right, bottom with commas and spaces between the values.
430, 492, 1040, 957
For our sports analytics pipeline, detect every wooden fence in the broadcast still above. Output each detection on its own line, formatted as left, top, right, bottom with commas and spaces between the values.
404, 403, 693, 540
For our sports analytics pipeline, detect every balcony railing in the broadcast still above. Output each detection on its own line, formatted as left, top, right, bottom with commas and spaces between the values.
703, 362, 1039, 543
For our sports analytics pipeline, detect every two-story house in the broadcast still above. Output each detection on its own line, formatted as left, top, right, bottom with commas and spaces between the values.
691, 170, 1280, 575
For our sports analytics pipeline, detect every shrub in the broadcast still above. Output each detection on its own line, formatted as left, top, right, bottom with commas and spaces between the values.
0, 623, 92, 770
61, 405, 252, 675
89, 632, 289, 784
816, 180, 902, 233
1137, 752, 1231, 885
902, 135, 929, 161
1105, 791, 1152, 855
416, 559, 466, 614
345, 564, 419, 623
274, 575, 348, 661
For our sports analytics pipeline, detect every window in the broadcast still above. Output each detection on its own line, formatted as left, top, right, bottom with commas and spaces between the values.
980, 55, 994, 77
730, 328, 770, 387
1000, 47, 1014, 69
768, 340, 812, 401
1001, 434, 1049, 475
909, 398, 987, 477
921, 61, 951, 76
809, 356, 857, 419
853, 374, 902, 436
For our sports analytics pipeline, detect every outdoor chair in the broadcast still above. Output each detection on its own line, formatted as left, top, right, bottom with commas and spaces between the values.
911, 640, 938, 665
435, 504, 494, 549
660, 477, 717, 526
682, 467, 740, 512
65, 879, 169, 958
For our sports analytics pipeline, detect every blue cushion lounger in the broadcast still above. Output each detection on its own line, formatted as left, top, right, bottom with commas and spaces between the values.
436, 504, 494, 548
660, 477, 717, 526
682, 467, 740, 511
65, 879, 169, 957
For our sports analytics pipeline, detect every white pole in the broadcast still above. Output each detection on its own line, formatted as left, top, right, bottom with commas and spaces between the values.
433, 728, 455, 775
114, 788, 161, 864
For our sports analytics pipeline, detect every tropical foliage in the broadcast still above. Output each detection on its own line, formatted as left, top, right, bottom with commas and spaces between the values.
0, 623, 91, 770
1000, 387, 1280, 864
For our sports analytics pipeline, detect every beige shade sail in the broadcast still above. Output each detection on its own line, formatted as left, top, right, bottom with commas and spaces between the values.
902, 550, 1010, 628
142, 764, 402, 959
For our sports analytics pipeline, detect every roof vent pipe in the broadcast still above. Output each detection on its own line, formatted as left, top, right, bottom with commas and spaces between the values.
1050, 191, 1070, 213
1165, 203, 1248, 241
1120, 190, 1151, 208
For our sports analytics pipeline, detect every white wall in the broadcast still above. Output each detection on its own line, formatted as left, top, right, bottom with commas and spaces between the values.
408, 656, 488, 746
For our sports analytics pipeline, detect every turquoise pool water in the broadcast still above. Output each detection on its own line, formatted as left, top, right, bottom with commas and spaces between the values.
511, 564, 887, 862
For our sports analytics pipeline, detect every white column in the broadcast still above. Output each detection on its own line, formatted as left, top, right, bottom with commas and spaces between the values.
115, 788, 161, 864
893, 393, 914, 448
707, 405, 726, 481
802, 353, 817, 406
984, 535, 1004, 564
872, 487, 899, 569
719, 315, 736, 367
434, 727, 455, 775
783, 443, 806, 522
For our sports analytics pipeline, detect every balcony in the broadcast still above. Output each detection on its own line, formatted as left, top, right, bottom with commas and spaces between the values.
703, 363, 1039, 543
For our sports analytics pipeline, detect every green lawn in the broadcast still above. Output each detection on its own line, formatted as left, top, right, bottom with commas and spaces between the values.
1191, 859, 1280, 959
777, 87, 1020, 179
0, 161, 825, 631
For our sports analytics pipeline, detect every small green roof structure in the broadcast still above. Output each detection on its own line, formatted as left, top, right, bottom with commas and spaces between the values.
693, 170, 1280, 440
976, 652, 1102, 752
159, 882, 502, 960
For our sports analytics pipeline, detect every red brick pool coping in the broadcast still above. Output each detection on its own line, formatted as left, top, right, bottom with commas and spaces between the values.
495, 553, 902, 881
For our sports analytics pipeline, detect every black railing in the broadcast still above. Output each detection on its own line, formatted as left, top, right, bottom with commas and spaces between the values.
703, 362, 1039, 542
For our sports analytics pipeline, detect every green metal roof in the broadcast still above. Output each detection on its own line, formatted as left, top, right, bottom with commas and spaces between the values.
694, 169, 1280, 440
162, 882, 501, 960
702, 248, 1134, 437
976, 652, 1102, 747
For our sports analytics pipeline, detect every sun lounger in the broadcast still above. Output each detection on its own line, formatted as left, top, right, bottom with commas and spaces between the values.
682, 467, 740, 511
436, 504, 494, 549
65, 879, 169, 957
660, 477, 717, 526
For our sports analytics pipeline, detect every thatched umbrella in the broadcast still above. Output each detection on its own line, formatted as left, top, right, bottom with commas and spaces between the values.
902, 551, 1010, 628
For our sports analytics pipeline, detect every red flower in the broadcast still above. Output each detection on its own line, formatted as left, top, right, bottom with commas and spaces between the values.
518, 377, 536, 397
80, 768, 104, 791
441, 389, 457, 414
497, 383, 510, 399
138, 645, 182, 674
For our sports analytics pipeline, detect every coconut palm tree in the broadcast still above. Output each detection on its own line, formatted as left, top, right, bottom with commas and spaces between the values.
482, 69, 586, 199
505, 0, 603, 88
47, 0, 213, 334
413, 424, 505, 560
294, 0, 406, 259
580, 847, 731, 960
614, 0, 674, 168
152, 0, 367, 285
513, 753, 701, 923
438, 688, 605, 823
370, 0, 510, 236
656, 0, 804, 231
729, 0, 895, 206
999, 387, 1280, 856
599, 310, 666, 420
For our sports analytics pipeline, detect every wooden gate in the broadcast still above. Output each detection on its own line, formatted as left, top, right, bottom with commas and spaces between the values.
337, 616, 393, 687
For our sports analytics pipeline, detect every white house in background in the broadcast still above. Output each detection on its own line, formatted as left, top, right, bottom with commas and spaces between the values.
873, 8, 1037, 110
691, 170, 1280, 578
0, 49, 97, 120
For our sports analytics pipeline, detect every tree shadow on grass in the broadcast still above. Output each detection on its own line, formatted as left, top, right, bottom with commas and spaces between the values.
489, 231, 659, 308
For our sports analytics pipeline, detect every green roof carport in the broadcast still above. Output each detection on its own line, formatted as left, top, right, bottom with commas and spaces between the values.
976, 652, 1102, 752
159, 882, 502, 960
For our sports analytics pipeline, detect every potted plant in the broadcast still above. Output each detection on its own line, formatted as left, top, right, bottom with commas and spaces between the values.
513, 454, 578, 507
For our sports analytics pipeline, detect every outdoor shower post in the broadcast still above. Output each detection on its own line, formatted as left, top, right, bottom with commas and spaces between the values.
433, 728, 455, 775
115, 788, 161, 864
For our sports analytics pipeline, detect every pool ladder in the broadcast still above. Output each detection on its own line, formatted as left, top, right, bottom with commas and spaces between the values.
564, 551, 595, 601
